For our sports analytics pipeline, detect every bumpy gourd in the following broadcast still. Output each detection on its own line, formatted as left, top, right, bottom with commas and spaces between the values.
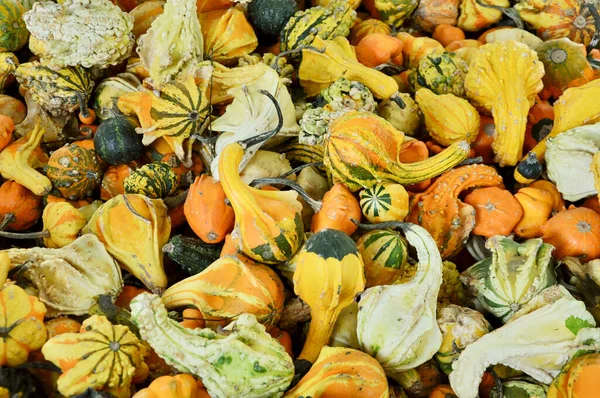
118, 75, 210, 165
460, 235, 556, 323
124, 162, 179, 199
365, 0, 419, 28
42, 315, 146, 397
218, 141, 304, 264
198, 8, 258, 65
280, 2, 356, 55
130, 292, 294, 398
416, 88, 480, 146
465, 40, 544, 167
15, 61, 94, 117
325, 111, 470, 192
24, 0, 135, 68
284, 346, 389, 398
135, 0, 202, 86
458, 0, 510, 31
357, 222, 443, 380
406, 164, 503, 259
410, 53, 469, 97
82, 194, 170, 294
293, 229, 365, 362
2, 234, 123, 317
0, 122, 52, 196
161, 255, 285, 327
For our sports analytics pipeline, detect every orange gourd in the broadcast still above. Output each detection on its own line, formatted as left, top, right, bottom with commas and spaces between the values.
529, 180, 565, 214
180, 308, 205, 329
433, 24, 465, 47
133, 374, 210, 398
583, 196, 600, 214
184, 174, 234, 244
268, 326, 294, 359
356, 33, 404, 68
349, 19, 392, 45
115, 285, 150, 310
0, 115, 13, 151
513, 187, 554, 238
547, 353, 600, 398
100, 164, 136, 201
464, 187, 524, 238
471, 115, 496, 164
445, 39, 482, 51
311, 183, 362, 235
399, 139, 432, 192
45, 194, 92, 209
524, 101, 554, 153
45, 317, 82, 338
0, 180, 42, 231
541, 207, 600, 261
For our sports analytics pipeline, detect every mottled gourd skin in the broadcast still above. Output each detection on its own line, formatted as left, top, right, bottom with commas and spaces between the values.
410, 52, 469, 98
0, 0, 29, 52
280, 2, 356, 56
23, 0, 135, 68
130, 292, 294, 398
124, 162, 179, 199
15, 61, 94, 117
0, 52, 18, 94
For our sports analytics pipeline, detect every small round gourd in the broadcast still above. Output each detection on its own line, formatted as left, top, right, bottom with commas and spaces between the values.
356, 229, 409, 287
0, 0, 29, 52
94, 116, 144, 165
359, 183, 409, 223
124, 162, 178, 199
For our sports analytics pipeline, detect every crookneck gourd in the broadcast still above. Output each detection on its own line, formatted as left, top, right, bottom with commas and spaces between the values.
461, 235, 556, 323
325, 111, 470, 192
406, 164, 504, 259
217, 117, 304, 264
0, 121, 51, 196
293, 229, 365, 363
82, 194, 170, 294
356, 222, 442, 381
161, 255, 285, 328
42, 315, 147, 397
283, 346, 389, 398
130, 292, 294, 398
465, 40, 544, 167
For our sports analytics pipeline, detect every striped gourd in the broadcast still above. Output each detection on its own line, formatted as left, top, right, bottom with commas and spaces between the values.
280, 2, 355, 56
117, 74, 210, 163
0, 0, 28, 52
0, 52, 18, 94
45, 140, 104, 200
15, 61, 94, 117
356, 229, 409, 287
123, 162, 179, 199
359, 183, 409, 223
91, 76, 139, 121
365, 0, 419, 28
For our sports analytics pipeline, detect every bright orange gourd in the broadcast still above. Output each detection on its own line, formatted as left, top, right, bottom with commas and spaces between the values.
311, 183, 361, 235
464, 187, 524, 238
0, 180, 42, 231
541, 207, 600, 261
356, 33, 404, 68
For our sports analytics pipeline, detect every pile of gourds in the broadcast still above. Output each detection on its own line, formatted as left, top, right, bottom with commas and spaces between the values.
2, 0, 600, 396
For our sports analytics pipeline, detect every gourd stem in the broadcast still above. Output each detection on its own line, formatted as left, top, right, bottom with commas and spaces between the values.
250, 178, 322, 212
374, 63, 404, 75
391, 92, 406, 110
163, 189, 189, 209
587, 2, 600, 53
190, 134, 219, 144
239, 90, 283, 149
278, 162, 325, 179
457, 156, 484, 166
475, 0, 524, 29
488, 367, 503, 397
0, 214, 14, 231
351, 219, 408, 231
273, 46, 326, 70
0, 230, 50, 239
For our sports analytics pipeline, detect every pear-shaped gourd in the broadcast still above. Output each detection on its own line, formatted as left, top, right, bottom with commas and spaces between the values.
82, 194, 170, 294
293, 229, 365, 362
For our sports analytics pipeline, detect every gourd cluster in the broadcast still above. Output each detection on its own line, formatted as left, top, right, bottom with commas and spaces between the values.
1, 0, 600, 397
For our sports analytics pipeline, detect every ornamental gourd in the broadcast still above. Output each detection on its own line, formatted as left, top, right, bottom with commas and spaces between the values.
463, 187, 524, 238
465, 40, 544, 167
0, 52, 18, 94
284, 347, 389, 398
94, 115, 144, 165
100, 164, 136, 200
541, 207, 600, 262
311, 183, 361, 235
457, 0, 510, 31
42, 315, 147, 397
460, 235, 556, 323
416, 88, 480, 146
349, 18, 391, 45
217, 113, 304, 264
184, 174, 234, 244
325, 111, 470, 192
82, 194, 170, 294
547, 353, 600, 398
0, 0, 28, 52
133, 374, 209, 398
124, 162, 179, 199
406, 165, 503, 259
410, 53, 469, 98
356, 229, 409, 287
364, 0, 419, 28
0, 122, 51, 196
359, 183, 409, 223
293, 229, 365, 362
45, 140, 104, 200
513, 187, 554, 238
161, 255, 285, 328
0, 180, 42, 231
